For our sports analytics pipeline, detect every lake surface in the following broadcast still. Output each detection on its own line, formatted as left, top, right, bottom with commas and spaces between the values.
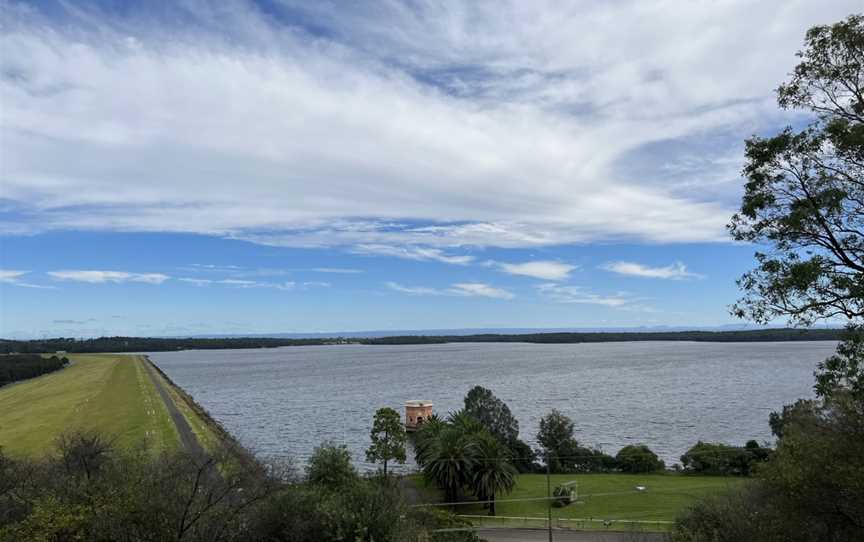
148, 341, 837, 470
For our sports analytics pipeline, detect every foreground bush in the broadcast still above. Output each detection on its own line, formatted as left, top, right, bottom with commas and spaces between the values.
672, 390, 864, 542
0, 432, 477, 542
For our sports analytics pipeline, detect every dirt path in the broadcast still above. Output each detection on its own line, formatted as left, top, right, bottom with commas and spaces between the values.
140, 356, 206, 460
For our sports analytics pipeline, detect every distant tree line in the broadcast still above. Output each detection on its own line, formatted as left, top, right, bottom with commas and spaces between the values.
0, 336, 334, 354
361, 328, 845, 345
0, 354, 68, 387
0, 328, 845, 354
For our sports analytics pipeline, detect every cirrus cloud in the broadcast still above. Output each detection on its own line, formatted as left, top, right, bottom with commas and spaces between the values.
3, 1, 856, 254
602, 261, 703, 280
48, 270, 170, 284
386, 281, 514, 299
491, 260, 576, 281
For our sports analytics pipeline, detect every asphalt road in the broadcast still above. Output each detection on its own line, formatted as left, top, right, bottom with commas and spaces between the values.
475, 528, 667, 542
142, 356, 206, 459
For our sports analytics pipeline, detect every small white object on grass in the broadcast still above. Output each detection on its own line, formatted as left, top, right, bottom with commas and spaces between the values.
635, 485, 646, 491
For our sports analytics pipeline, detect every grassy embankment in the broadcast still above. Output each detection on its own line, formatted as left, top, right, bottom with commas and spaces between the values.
412, 472, 748, 531
145, 358, 225, 454
0, 354, 215, 457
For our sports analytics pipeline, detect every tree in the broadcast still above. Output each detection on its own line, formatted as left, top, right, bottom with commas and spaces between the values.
463, 386, 519, 446
306, 441, 358, 489
365, 407, 407, 477
413, 414, 446, 466
463, 386, 536, 472
469, 433, 516, 516
816, 329, 864, 402
536, 409, 580, 473
615, 445, 664, 473
680, 441, 768, 476
728, 14, 863, 328
421, 425, 478, 503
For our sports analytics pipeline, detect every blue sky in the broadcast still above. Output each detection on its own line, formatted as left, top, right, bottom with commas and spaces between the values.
1, 0, 860, 338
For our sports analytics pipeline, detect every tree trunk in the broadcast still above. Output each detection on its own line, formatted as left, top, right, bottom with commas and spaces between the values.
383, 459, 388, 477
489, 495, 496, 516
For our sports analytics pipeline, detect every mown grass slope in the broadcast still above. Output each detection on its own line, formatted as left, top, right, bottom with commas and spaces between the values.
414, 472, 749, 531
0, 354, 179, 456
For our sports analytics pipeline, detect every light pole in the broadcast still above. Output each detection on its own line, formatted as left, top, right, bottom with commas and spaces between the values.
546, 450, 553, 542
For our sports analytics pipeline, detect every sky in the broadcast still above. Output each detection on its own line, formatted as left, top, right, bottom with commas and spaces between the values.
1, 0, 860, 339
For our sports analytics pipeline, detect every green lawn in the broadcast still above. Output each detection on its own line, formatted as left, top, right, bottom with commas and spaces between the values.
412, 472, 749, 531
0, 354, 179, 457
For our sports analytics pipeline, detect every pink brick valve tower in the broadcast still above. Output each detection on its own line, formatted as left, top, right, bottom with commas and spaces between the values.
404, 400, 433, 432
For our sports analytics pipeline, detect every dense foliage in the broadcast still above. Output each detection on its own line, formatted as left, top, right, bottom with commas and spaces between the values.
413, 409, 517, 515
673, 392, 864, 541
536, 409, 617, 473
729, 15, 864, 326
679, 441, 770, 476
463, 386, 535, 472
0, 354, 68, 387
615, 445, 664, 474
0, 433, 476, 542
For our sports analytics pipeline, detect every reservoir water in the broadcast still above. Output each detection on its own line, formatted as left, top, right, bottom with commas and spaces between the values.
148, 341, 837, 470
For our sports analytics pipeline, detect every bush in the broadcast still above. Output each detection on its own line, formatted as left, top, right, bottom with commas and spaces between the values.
572, 446, 618, 473
615, 445, 664, 473
0, 433, 464, 542
305, 441, 358, 489
680, 441, 770, 476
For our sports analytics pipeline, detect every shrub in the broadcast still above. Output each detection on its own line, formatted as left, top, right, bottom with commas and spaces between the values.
615, 445, 664, 473
306, 441, 358, 489
680, 441, 771, 476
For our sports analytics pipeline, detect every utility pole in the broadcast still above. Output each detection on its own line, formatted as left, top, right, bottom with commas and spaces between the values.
546, 451, 553, 542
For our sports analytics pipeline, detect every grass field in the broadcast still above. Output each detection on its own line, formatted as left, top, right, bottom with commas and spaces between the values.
0, 354, 180, 456
412, 472, 748, 531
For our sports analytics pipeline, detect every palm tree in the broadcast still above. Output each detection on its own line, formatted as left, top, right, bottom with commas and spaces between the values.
447, 409, 486, 436
412, 414, 445, 466
470, 433, 517, 516
421, 425, 479, 503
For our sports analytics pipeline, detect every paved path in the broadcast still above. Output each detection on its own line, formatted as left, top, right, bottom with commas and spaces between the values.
141, 356, 206, 459
475, 528, 667, 542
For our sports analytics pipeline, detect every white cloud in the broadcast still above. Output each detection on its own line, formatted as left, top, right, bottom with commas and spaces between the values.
450, 282, 515, 300
386, 282, 444, 296
48, 270, 170, 284
491, 260, 576, 280
536, 283, 634, 307
178, 277, 295, 290
355, 245, 474, 265
0, 270, 27, 283
311, 268, 364, 274
386, 281, 514, 299
4, 1, 856, 250
0, 269, 55, 289
602, 261, 703, 280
